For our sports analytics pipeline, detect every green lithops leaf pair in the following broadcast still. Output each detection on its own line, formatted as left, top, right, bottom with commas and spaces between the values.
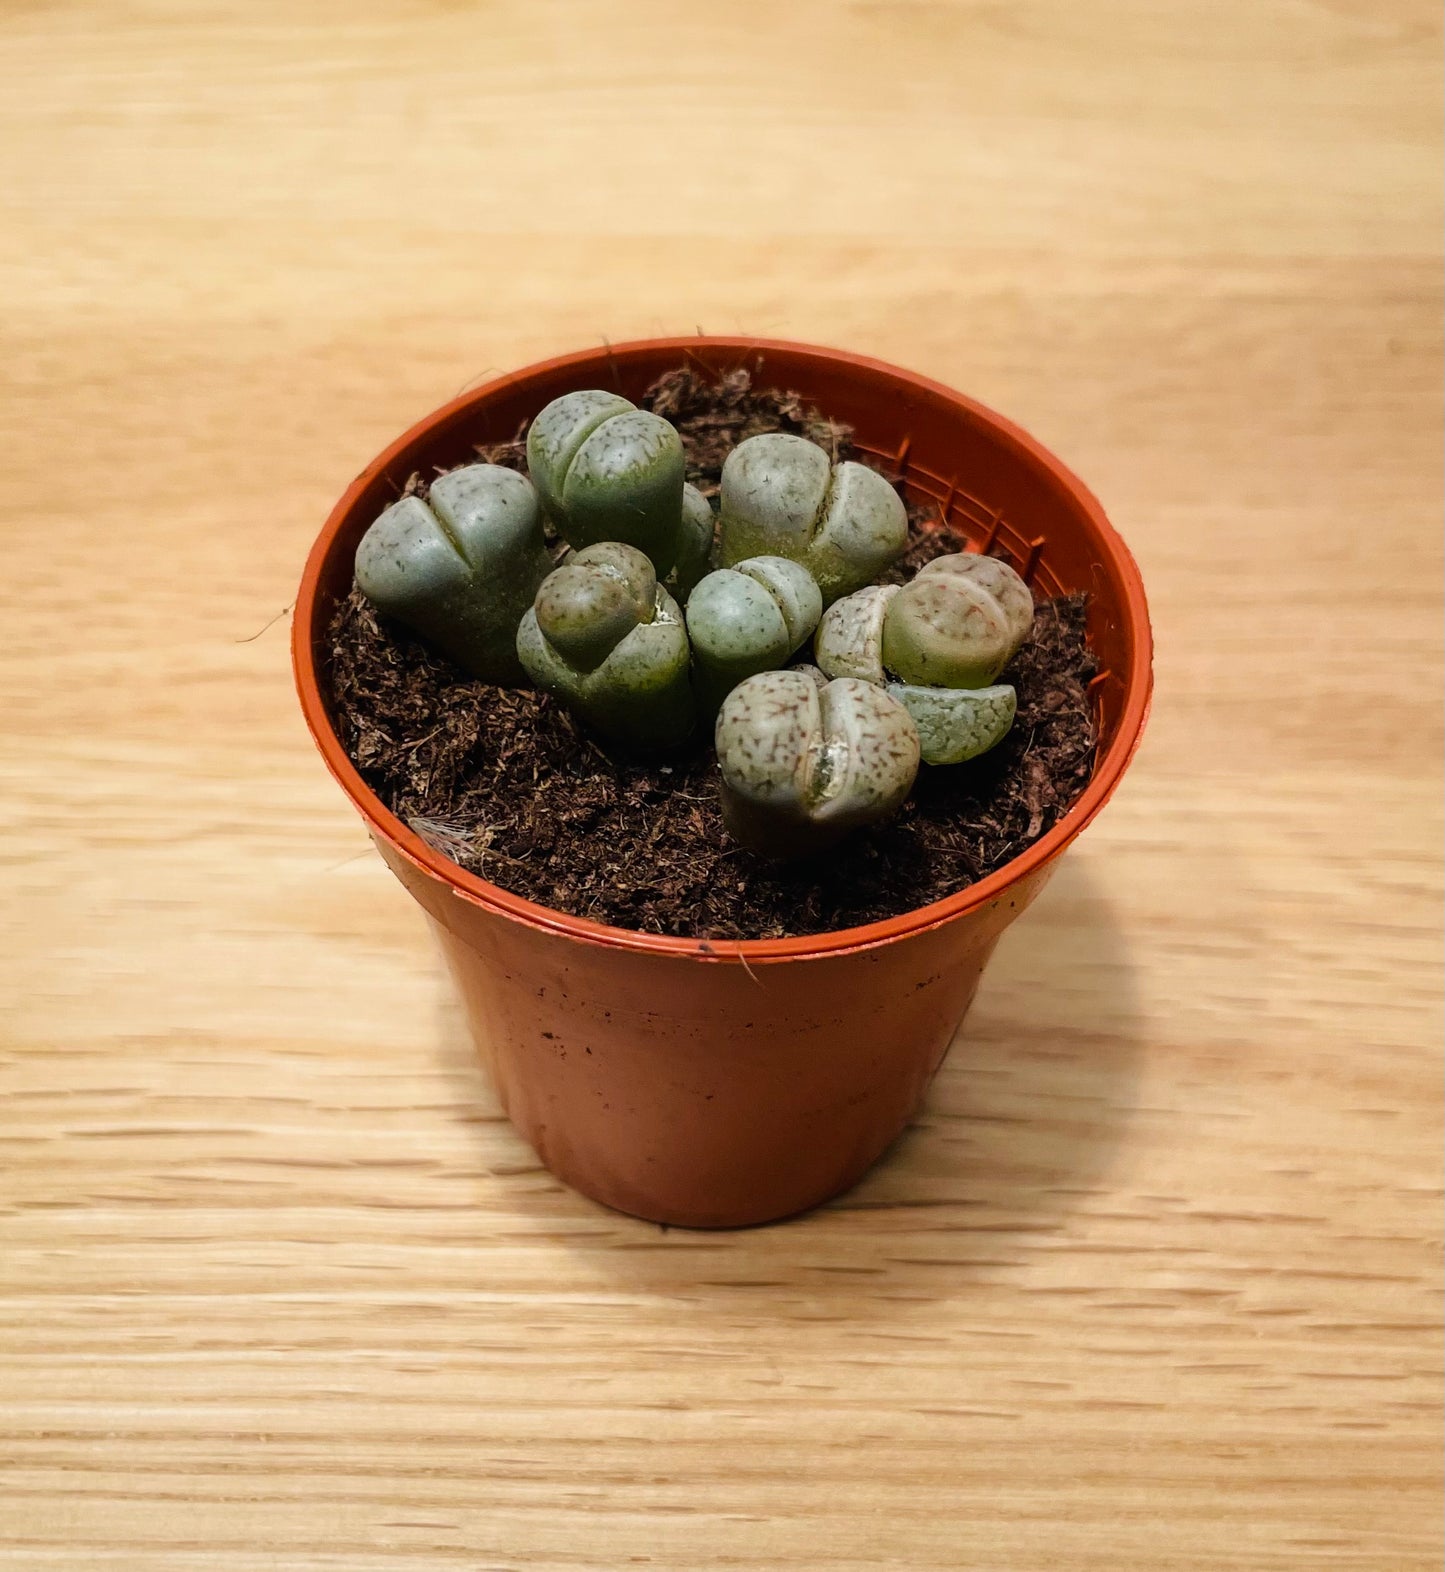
714, 668, 920, 858
515, 542, 694, 752
883, 552, 1033, 688
526, 389, 714, 593
517, 548, 821, 749
685, 556, 823, 710
815, 552, 1034, 765
815, 553, 1033, 688
354, 464, 553, 684
717, 433, 908, 604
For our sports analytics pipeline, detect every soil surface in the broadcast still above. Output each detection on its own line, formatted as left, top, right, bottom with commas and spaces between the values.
325, 367, 1098, 940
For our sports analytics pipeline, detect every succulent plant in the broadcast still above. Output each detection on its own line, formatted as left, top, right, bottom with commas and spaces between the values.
882, 551, 1034, 689
665, 483, 717, 603
526, 390, 687, 574
716, 432, 907, 604
813, 582, 898, 685
814, 552, 1033, 764
354, 463, 553, 683
886, 682, 1017, 766
685, 555, 823, 710
714, 669, 920, 857
516, 542, 695, 751
817, 552, 1034, 691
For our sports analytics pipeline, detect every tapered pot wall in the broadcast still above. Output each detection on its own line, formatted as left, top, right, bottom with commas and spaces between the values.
383, 837, 1052, 1226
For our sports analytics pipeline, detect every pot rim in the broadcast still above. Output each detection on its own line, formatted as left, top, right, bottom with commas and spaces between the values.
293, 335, 1153, 964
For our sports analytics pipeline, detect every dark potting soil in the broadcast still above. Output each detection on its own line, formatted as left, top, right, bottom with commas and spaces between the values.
324, 367, 1098, 940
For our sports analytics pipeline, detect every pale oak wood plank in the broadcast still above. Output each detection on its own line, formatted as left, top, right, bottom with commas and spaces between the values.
1, 1, 1440, 1568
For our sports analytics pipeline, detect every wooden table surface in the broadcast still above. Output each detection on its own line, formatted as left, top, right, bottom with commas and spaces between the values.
2, 3, 1440, 1567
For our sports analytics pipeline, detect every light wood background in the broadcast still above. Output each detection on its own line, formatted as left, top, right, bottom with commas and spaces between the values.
1, 3, 1440, 1568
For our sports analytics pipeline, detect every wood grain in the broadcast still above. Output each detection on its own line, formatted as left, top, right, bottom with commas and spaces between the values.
1, 2, 1440, 1567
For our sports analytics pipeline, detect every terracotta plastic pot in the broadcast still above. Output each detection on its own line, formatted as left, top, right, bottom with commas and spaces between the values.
294, 337, 1153, 1228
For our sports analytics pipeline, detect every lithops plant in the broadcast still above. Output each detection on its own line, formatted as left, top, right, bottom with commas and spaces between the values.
665, 483, 717, 603
885, 682, 1017, 767
882, 551, 1034, 689
685, 555, 823, 710
354, 463, 552, 683
714, 669, 920, 857
813, 583, 897, 685
526, 390, 687, 574
716, 432, 907, 604
516, 541, 694, 751
814, 552, 1033, 765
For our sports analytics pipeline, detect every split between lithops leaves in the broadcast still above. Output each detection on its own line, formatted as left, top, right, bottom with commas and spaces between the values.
526, 390, 688, 575
354, 463, 553, 684
715, 669, 920, 857
516, 541, 694, 751
716, 432, 907, 604
685, 555, 823, 709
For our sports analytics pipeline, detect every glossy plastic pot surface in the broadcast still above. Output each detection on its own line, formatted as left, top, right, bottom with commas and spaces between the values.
294, 337, 1153, 1226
